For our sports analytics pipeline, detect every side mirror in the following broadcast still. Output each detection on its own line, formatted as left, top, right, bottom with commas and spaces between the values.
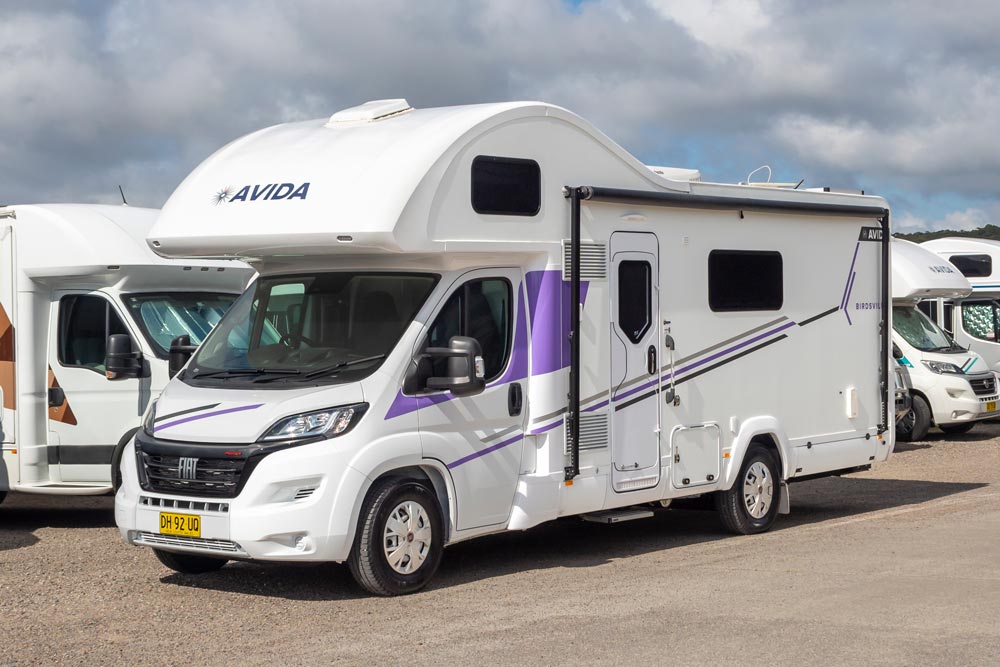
892, 342, 903, 360
424, 336, 486, 397
168, 334, 199, 379
105, 334, 143, 380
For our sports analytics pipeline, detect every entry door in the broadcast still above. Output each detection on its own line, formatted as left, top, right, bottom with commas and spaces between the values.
610, 232, 661, 492
48, 292, 145, 483
417, 269, 527, 530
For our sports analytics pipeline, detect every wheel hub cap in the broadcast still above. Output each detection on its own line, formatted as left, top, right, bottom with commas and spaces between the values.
383, 500, 432, 574
743, 461, 773, 519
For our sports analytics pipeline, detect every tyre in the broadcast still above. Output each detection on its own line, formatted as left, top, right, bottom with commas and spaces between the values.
716, 444, 781, 535
939, 422, 975, 435
153, 549, 228, 574
348, 479, 444, 596
896, 394, 931, 442
111, 427, 139, 493
0, 491, 6, 506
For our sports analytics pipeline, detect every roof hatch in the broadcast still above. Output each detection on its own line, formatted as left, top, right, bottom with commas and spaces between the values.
326, 98, 413, 125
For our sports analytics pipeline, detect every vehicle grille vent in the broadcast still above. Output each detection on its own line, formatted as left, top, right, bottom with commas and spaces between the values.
564, 411, 609, 454
294, 487, 317, 500
970, 374, 996, 397
139, 496, 230, 513
563, 240, 608, 280
134, 532, 245, 555
140, 452, 245, 498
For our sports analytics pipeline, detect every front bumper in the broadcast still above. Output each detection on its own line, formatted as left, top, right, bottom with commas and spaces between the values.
115, 436, 368, 563
924, 373, 999, 426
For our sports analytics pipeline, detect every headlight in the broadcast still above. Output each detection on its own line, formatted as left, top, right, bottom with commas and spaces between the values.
260, 403, 368, 441
142, 400, 158, 436
922, 360, 964, 375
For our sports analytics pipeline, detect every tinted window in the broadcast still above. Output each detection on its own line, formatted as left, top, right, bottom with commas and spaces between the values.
471, 156, 540, 216
949, 254, 992, 278
59, 295, 132, 372
618, 261, 652, 344
708, 250, 783, 312
427, 278, 512, 381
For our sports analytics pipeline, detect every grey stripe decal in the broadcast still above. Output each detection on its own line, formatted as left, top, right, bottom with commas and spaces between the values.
798, 307, 838, 327
480, 424, 521, 444
154, 403, 221, 423
46, 445, 115, 466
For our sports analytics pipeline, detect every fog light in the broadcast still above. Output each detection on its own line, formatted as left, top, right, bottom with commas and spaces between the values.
294, 536, 307, 551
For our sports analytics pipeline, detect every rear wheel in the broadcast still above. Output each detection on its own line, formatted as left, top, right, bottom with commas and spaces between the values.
716, 444, 781, 535
348, 479, 443, 596
153, 549, 228, 574
939, 422, 976, 435
897, 394, 931, 442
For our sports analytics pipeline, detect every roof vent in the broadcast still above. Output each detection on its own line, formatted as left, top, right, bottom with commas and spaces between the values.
647, 165, 701, 182
327, 98, 412, 125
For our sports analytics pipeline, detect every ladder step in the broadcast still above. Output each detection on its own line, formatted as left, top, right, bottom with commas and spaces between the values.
580, 508, 654, 524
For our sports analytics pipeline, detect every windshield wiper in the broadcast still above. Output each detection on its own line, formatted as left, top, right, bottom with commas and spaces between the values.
192, 368, 301, 380
298, 354, 387, 380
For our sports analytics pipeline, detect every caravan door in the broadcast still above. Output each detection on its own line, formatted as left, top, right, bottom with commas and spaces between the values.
609, 232, 661, 492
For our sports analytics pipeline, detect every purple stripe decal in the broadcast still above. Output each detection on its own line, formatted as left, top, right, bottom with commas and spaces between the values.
529, 419, 564, 435
447, 433, 523, 469
154, 403, 265, 433
584, 399, 610, 412
525, 270, 590, 377
840, 241, 861, 309
612, 320, 797, 404
843, 271, 857, 325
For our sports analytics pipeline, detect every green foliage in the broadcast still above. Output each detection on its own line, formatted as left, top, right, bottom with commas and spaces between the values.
894, 224, 1000, 243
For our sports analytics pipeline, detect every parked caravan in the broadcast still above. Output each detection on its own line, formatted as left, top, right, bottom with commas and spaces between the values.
920, 238, 1000, 373
0, 205, 253, 504
891, 239, 997, 440
116, 100, 894, 595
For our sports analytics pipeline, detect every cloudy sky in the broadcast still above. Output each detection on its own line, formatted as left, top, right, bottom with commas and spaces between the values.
2, 0, 998, 232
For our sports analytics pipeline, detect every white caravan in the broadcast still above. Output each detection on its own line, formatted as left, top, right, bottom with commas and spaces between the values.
116, 100, 894, 595
920, 237, 1000, 373
890, 239, 997, 440
0, 204, 252, 504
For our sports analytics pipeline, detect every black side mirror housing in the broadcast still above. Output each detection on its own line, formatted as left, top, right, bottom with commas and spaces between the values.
168, 334, 199, 379
421, 336, 486, 397
105, 334, 143, 380
892, 342, 904, 360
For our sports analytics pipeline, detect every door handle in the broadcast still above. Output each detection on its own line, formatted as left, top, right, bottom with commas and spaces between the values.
647, 345, 657, 375
508, 382, 523, 416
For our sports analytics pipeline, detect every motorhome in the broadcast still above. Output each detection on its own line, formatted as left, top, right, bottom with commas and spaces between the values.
0, 204, 253, 504
920, 237, 1000, 373
891, 238, 997, 440
116, 99, 893, 595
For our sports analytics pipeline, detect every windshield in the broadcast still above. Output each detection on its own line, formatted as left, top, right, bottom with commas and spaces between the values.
187, 272, 438, 386
893, 305, 960, 352
125, 292, 238, 358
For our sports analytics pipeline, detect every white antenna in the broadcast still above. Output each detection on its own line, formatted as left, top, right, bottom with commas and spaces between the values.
744, 165, 802, 189
746, 165, 772, 184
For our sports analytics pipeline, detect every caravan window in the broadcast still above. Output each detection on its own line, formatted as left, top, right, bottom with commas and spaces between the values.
949, 254, 992, 278
427, 278, 512, 381
471, 156, 541, 216
617, 261, 652, 344
708, 250, 783, 312
58, 295, 133, 374
962, 301, 1000, 342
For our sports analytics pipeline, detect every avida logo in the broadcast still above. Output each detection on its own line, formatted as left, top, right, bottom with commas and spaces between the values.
213, 182, 310, 205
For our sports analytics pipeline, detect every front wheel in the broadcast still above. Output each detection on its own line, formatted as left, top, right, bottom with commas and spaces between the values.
153, 549, 228, 574
896, 394, 931, 442
939, 422, 976, 435
0, 491, 6, 506
348, 479, 444, 596
716, 444, 781, 535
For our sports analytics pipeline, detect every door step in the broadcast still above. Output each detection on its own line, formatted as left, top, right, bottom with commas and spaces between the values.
580, 508, 654, 524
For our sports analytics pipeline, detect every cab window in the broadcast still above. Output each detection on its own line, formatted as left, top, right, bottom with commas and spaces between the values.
58, 295, 132, 373
427, 278, 512, 382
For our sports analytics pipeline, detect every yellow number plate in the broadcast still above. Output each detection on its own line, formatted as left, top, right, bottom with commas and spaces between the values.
159, 512, 201, 538
987, 401, 996, 412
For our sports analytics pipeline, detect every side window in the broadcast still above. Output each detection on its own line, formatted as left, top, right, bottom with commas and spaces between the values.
471, 156, 541, 216
262, 282, 306, 343
708, 250, 783, 312
58, 295, 131, 373
426, 278, 512, 382
962, 302, 998, 342
617, 260, 652, 344
949, 254, 992, 278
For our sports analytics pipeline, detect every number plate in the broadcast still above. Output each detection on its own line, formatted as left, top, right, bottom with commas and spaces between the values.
987, 401, 996, 412
159, 512, 201, 538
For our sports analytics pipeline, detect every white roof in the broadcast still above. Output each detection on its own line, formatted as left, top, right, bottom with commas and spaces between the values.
921, 237, 1000, 294
892, 238, 971, 301
1, 204, 253, 290
150, 99, 889, 262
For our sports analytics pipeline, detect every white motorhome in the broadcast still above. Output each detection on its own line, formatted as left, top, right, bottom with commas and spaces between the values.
920, 237, 1000, 373
891, 239, 997, 440
116, 100, 893, 595
0, 204, 253, 504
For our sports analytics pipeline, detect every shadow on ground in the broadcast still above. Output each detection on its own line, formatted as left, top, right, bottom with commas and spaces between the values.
160, 475, 987, 600
0, 493, 114, 552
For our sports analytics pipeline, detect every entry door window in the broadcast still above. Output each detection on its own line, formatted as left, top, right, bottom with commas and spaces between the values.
58, 295, 132, 374
618, 260, 652, 344
427, 278, 512, 381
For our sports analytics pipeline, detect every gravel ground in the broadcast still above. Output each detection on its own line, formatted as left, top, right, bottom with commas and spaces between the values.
2, 426, 1000, 666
